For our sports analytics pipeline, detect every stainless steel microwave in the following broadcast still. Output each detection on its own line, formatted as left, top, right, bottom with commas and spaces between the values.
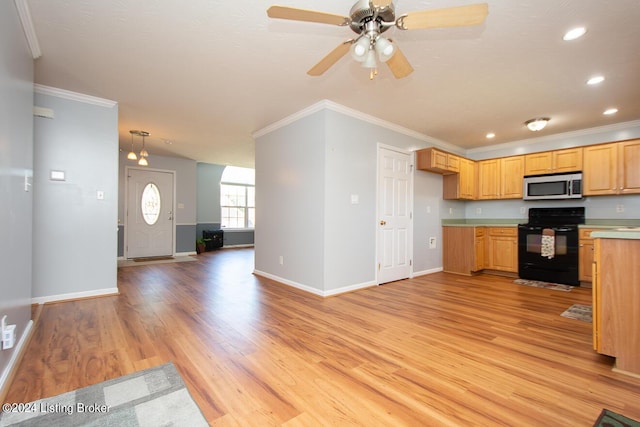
523, 172, 582, 200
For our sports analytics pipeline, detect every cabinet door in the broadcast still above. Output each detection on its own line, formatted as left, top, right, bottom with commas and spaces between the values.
524, 152, 553, 175
477, 159, 500, 199
619, 139, 640, 194
460, 158, 476, 199
579, 241, 594, 282
474, 235, 485, 271
500, 156, 524, 199
583, 144, 618, 195
554, 148, 583, 173
489, 236, 517, 271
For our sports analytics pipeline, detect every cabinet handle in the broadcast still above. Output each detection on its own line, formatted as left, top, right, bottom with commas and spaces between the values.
380, 220, 386, 226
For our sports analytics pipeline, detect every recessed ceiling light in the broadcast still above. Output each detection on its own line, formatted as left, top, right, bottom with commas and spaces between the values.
587, 75, 605, 85
603, 108, 618, 115
563, 27, 587, 41
486, 133, 495, 139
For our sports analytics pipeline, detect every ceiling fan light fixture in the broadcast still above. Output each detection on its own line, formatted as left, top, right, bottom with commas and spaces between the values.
361, 49, 377, 69
525, 118, 550, 132
375, 36, 395, 62
350, 36, 370, 62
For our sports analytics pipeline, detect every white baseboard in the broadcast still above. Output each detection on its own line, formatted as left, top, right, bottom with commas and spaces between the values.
412, 267, 443, 277
0, 320, 33, 399
32, 287, 119, 305
253, 270, 376, 297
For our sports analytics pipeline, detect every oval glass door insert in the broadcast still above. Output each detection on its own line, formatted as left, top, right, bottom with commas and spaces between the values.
141, 183, 161, 225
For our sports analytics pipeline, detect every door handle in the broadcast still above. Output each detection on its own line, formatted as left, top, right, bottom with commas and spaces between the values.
380, 220, 386, 226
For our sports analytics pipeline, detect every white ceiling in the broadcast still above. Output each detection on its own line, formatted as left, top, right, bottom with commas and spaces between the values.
26, 0, 640, 168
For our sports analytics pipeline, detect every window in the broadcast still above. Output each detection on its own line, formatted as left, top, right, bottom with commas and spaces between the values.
141, 183, 161, 225
221, 166, 255, 229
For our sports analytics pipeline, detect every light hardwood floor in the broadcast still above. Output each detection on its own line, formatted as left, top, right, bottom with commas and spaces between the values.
5, 248, 640, 425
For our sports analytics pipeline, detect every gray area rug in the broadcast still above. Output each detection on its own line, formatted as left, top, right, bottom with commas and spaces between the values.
0, 362, 208, 427
561, 304, 592, 322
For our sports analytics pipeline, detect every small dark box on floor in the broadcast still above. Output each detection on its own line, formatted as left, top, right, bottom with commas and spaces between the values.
203, 229, 223, 251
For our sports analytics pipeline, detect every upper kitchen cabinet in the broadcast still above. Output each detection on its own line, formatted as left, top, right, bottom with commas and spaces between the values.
443, 157, 476, 200
524, 148, 583, 175
477, 156, 524, 199
416, 148, 460, 174
584, 139, 640, 195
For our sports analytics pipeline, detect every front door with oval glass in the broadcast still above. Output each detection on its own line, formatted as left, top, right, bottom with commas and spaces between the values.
126, 169, 175, 258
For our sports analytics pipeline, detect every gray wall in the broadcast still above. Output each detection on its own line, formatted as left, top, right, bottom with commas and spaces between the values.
118, 152, 197, 255
196, 162, 255, 247
32, 89, 118, 301
0, 1, 34, 389
255, 105, 453, 295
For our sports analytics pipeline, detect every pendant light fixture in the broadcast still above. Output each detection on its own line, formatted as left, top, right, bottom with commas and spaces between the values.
127, 130, 138, 160
128, 130, 151, 166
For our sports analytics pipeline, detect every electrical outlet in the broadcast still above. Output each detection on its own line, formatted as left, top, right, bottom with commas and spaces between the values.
476, 207, 482, 215
520, 206, 526, 214
429, 237, 437, 249
1, 316, 16, 350
279, 255, 284, 265
616, 204, 624, 213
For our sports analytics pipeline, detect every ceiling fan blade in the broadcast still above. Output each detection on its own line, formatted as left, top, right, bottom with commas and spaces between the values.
398, 3, 488, 30
386, 46, 414, 79
267, 5, 350, 26
307, 41, 352, 76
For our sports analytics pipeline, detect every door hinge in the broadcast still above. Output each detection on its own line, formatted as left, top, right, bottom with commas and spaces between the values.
410, 259, 412, 266
378, 263, 381, 271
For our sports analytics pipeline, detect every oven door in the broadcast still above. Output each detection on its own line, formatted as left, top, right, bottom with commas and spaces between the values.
517, 224, 579, 285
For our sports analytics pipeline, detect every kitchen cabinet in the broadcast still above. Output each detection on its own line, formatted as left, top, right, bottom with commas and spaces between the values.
619, 139, 640, 194
592, 236, 640, 376
524, 148, 583, 175
583, 139, 640, 195
443, 157, 476, 200
442, 226, 484, 275
485, 227, 518, 272
578, 228, 598, 282
474, 227, 485, 271
477, 156, 524, 200
416, 148, 460, 174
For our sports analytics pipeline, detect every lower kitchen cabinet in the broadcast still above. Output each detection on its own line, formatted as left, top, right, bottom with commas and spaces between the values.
486, 227, 518, 272
578, 228, 603, 282
442, 226, 484, 275
442, 226, 516, 275
592, 237, 640, 376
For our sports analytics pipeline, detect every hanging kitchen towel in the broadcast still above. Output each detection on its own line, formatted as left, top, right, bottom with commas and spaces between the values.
541, 228, 555, 259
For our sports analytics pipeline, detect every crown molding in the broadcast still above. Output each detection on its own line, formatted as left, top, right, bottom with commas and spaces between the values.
14, 0, 41, 59
252, 99, 460, 153
466, 119, 640, 156
35, 84, 117, 108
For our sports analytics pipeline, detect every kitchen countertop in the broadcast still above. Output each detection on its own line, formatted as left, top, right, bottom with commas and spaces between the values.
442, 220, 640, 229
591, 228, 640, 240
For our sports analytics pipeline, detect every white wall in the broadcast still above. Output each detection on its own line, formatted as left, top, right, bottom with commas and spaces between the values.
32, 88, 119, 302
0, 0, 34, 390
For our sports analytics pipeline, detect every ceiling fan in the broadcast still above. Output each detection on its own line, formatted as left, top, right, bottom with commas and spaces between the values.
267, 1, 488, 79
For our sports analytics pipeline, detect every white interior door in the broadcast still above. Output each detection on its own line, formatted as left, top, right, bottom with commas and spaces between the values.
377, 146, 413, 284
126, 168, 175, 259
